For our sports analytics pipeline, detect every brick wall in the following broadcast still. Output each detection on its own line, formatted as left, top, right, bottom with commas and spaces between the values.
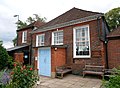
108, 39, 120, 68
17, 28, 32, 46
17, 21, 45, 46
63, 20, 105, 68
17, 30, 22, 46
51, 48, 66, 72
34, 48, 38, 70
33, 19, 106, 75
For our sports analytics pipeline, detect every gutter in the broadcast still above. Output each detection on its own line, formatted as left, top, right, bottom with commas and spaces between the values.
29, 33, 32, 65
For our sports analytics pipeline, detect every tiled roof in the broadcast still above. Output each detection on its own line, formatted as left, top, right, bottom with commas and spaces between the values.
33, 21, 45, 28
107, 26, 120, 37
41, 7, 102, 28
32, 7, 103, 33
33, 7, 103, 33
17, 20, 45, 31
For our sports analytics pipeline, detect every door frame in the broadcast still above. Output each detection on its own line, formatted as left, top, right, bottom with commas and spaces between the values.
38, 47, 51, 77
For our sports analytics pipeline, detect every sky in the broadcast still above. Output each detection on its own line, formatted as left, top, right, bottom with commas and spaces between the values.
0, 0, 120, 49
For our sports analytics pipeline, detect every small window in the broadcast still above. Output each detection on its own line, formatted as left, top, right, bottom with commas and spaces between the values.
73, 25, 91, 58
36, 34, 45, 46
52, 30, 63, 45
22, 31, 27, 43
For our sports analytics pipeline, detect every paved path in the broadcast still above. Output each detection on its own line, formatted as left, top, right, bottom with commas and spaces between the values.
35, 74, 102, 88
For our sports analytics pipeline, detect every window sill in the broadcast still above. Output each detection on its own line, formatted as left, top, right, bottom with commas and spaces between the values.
73, 55, 91, 58
36, 45, 44, 47
22, 42, 27, 43
52, 43, 63, 45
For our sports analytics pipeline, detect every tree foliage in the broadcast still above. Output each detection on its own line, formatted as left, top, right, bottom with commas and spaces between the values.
0, 44, 7, 70
12, 37, 17, 46
15, 14, 46, 29
16, 20, 27, 29
0, 40, 3, 45
13, 14, 46, 46
26, 14, 46, 24
105, 7, 120, 31
0, 44, 13, 70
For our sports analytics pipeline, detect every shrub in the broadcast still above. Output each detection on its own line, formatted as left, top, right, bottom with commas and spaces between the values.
9, 63, 38, 88
103, 68, 120, 88
0, 45, 9, 70
0, 45, 13, 70
7, 56, 14, 69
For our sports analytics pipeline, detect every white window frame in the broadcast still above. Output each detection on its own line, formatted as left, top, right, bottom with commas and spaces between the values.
36, 34, 45, 46
52, 30, 63, 45
73, 25, 91, 58
22, 31, 27, 43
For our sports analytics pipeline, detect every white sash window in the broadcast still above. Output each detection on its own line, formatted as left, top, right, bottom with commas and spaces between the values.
22, 31, 27, 43
36, 34, 45, 46
52, 30, 63, 45
73, 25, 91, 58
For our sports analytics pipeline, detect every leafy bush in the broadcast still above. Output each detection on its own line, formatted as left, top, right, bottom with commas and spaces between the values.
7, 56, 14, 69
9, 63, 38, 88
103, 68, 120, 88
0, 45, 9, 70
0, 45, 13, 70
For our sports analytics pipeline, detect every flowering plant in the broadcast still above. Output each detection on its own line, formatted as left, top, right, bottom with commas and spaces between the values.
9, 63, 38, 88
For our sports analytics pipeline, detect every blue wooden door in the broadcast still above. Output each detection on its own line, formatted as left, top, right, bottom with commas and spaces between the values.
38, 47, 51, 77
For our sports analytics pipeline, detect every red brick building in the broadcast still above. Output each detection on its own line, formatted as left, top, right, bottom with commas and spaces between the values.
31, 8, 109, 77
8, 7, 114, 78
7, 21, 45, 65
107, 27, 120, 69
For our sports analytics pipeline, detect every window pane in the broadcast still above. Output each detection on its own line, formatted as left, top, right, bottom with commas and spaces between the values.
22, 31, 27, 43
82, 29, 85, 37
75, 26, 90, 56
53, 31, 63, 45
59, 36, 63, 40
54, 33, 57, 36
37, 34, 44, 46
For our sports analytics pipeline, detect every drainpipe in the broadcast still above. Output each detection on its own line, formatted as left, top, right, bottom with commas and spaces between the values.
16, 31, 18, 46
97, 16, 109, 69
104, 41, 109, 69
30, 32, 33, 65
102, 16, 109, 69
97, 17, 101, 40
